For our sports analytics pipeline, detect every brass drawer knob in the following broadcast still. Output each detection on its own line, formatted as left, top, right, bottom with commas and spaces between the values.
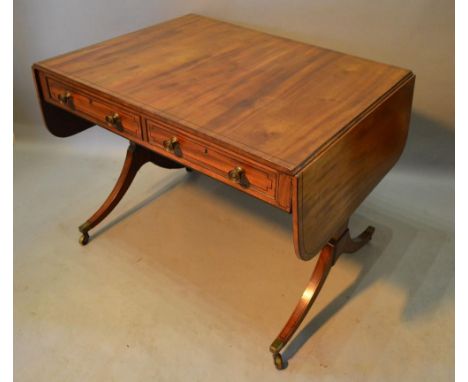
58, 91, 72, 105
228, 166, 249, 188
163, 137, 182, 157
105, 113, 123, 131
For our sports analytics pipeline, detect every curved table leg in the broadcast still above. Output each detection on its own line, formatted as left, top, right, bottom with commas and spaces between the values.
78, 141, 183, 245
270, 225, 375, 370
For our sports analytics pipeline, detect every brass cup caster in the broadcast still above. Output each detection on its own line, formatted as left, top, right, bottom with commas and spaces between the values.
273, 352, 285, 370
79, 232, 89, 246
270, 339, 286, 370
78, 222, 92, 246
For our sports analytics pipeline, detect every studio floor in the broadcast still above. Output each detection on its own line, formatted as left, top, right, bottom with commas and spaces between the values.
14, 126, 454, 381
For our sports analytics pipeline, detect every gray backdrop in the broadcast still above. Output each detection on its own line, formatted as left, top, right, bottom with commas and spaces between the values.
14, 0, 454, 135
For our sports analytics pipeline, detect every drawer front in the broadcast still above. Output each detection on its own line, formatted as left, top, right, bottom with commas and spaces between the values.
45, 77, 142, 139
146, 119, 278, 200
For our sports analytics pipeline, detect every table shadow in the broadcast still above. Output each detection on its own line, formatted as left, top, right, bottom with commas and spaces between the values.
89, 167, 187, 240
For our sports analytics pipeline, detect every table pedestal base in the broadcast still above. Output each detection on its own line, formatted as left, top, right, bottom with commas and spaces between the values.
77, 140, 376, 370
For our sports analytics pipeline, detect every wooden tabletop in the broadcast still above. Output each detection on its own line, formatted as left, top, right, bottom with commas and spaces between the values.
36, 14, 412, 173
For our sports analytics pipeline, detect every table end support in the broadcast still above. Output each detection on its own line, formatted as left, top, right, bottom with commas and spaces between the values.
270, 224, 374, 370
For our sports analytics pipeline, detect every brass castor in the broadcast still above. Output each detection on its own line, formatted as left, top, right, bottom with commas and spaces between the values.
273, 353, 285, 370
79, 232, 89, 246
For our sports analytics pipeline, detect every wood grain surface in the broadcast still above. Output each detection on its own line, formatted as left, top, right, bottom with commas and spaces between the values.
293, 75, 415, 260
33, 69, 292, 211
32, 69, 93, 137
34, 14, 412, 173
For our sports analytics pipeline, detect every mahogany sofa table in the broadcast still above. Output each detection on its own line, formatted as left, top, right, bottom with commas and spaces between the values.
33, 14, 415, 370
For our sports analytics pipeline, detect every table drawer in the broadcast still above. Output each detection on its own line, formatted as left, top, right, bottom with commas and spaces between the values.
146, 119, 278, 200
44, 76, 142, 139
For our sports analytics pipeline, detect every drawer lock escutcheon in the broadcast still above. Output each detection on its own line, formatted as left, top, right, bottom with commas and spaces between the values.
105, 113, 123, 131
58, 91, 72, 106
228, 166, 249, 188
163, 137, 182, 157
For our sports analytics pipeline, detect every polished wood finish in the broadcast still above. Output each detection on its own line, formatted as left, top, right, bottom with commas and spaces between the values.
32, 14, 415, 369
270, 225, 375, 369
38, 73, 143, 140
146, 117, 281, 205
293, 75, 414, 260
33, 14, 411, 174
47, 77, 142, 139
78, 142, 183, 245
34, 69, 292, 211
32, 69, 93, 137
